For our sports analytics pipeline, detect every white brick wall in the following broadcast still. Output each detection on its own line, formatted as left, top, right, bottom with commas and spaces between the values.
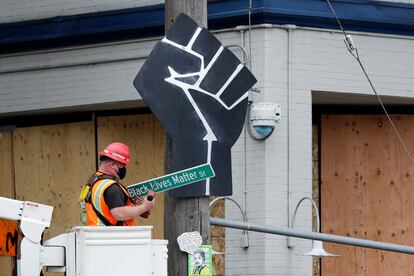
0, 39, 160, 115
225, 26, 414, 275
0, 0, 163, 24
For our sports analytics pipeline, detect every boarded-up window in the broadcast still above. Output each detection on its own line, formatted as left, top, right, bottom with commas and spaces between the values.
321, 115, 414, 275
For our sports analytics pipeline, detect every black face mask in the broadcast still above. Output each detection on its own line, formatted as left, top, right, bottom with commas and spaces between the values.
118, 167, 127, 180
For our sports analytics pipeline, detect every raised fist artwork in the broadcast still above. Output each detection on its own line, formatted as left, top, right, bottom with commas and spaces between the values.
133, 14, 256, 197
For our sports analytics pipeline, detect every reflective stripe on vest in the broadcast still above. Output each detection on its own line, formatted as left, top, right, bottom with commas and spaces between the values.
87, 178, 136, 226
92, 179, 116, 226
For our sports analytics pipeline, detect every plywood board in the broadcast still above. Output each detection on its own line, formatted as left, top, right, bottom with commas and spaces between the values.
321, 115, 414, 276
13, 122, 96, 240
312, 125, 320, 276
0, 131, 13, 198
0, 131, 15, 276
97, 114, 165, 239
210, 196, 225, 276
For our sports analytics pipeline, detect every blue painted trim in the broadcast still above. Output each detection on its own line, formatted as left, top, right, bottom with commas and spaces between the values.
257, 0, 414, 34
0, 4, 166, 53
1, 0, 414, 53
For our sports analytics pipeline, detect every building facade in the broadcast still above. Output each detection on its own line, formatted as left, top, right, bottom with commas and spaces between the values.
1, 1, 414, 275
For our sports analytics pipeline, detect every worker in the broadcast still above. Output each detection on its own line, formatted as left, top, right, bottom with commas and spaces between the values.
80, 142, 155, 226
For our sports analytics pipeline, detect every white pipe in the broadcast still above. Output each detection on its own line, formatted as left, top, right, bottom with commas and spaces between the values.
291, 197, 320, 232
239, 28, 249, 227
286, 24, 294, 238
210, 196, 247, 224
211, 217, 414, 255
288, 196, 320, 248
210, 197, 249, 248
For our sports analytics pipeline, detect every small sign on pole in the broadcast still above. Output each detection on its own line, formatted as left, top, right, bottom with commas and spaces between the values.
177, 231, 203, 255
127, 163, 215, 200
188, 245, 213, 276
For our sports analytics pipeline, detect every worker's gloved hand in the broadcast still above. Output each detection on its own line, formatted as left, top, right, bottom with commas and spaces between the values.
135, 191, 155, 218
143, 190, 155, 209
140, 194, 155, 218
134, 14, 256, 197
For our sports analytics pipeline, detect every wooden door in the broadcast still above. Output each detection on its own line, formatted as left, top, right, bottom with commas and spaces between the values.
321, 115, 414, 275
97, 114, 165, 239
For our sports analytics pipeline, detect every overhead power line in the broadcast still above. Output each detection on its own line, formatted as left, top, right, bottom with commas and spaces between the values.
326, 0, 414, 167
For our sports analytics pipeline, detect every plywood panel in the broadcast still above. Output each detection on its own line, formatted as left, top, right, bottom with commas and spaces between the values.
97, 114, 165, 239
312, 125, 320, 276
0, 132, 13, 198
13, 122, 96, 240
210, 196, 225, 276
321, 115, 414, 276
0, 131, 15, 276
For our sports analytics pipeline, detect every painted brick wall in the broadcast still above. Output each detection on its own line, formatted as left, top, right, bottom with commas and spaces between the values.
0, 0, 163, 24
225, 26, 414, 276
221, 27, 312, 276
0, 39, 160, 115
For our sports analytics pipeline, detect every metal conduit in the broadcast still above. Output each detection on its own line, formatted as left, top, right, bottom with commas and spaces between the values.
210, 217, 414, 255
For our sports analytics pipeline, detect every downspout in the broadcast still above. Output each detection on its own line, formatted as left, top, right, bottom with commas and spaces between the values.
285, 24, 296, 241
239, 27, 248, 235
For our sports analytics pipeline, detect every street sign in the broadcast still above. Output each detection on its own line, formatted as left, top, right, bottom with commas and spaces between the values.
127, 163, 215, 200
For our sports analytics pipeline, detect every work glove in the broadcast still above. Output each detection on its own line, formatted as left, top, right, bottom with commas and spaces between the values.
134, 191, 155, 218
134, 14, 256, 197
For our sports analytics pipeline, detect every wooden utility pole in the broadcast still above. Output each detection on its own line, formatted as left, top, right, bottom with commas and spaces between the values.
164, 1, 209, 276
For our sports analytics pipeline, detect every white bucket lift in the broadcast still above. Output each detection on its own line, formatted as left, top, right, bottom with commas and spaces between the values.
45, 226, 168, 276
0, 196, 168, 276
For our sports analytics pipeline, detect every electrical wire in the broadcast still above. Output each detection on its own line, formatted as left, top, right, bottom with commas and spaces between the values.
242, 0, 254, 239
326, 0, 414, 167
248, 0, 253, 72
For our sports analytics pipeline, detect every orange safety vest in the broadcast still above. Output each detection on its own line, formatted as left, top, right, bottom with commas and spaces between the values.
86, 175, 136, 226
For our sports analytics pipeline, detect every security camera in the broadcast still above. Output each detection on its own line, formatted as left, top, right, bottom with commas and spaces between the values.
248, 102, 281, 140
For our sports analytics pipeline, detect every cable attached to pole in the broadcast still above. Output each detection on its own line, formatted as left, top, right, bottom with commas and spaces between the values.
326, 0, 414, 167
248, 0, 253, 72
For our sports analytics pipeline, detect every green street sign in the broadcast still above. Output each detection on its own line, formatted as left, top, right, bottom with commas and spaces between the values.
127, 163, 215, 200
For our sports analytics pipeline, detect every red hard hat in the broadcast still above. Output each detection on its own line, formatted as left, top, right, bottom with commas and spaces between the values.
99, 142, 130, 165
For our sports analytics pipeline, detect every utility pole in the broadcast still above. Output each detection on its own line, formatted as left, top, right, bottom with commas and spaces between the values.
164, 1, 209, 276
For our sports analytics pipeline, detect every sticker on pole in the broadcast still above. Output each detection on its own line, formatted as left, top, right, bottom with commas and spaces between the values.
127, 163, 215, 200
177, 231, 203, 254
188, 245, 213, 276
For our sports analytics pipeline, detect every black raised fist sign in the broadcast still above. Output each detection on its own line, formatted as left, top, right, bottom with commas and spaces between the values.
133, 14, 256, 197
